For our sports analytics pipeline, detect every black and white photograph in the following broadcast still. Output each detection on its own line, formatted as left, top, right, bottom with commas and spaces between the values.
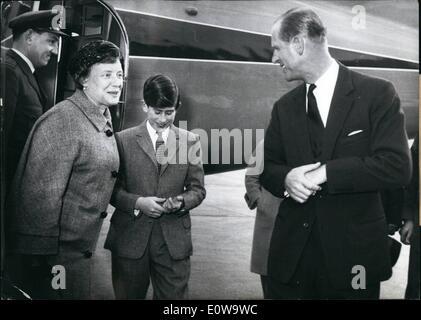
0, 0, 419, 306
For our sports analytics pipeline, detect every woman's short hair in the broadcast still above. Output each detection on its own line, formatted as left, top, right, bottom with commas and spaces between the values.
143, 74, 181, 110
68, 40, 121, 88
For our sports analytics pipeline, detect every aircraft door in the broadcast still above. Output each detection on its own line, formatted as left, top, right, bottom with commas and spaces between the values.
1, 0, 129, 131
54, 0, 129, 132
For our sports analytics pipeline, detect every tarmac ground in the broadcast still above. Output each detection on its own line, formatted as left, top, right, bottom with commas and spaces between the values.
92, 169, 411, 300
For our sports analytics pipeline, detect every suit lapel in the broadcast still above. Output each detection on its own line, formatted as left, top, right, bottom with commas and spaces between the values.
8, 50, 43, 104
33, 71, 48, 109
135, 122, 158, 168
322, 64, 355, 161
284, 84, 314, 165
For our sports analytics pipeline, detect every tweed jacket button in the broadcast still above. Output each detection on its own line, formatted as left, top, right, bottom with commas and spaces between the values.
83, 250, 92, 258
111, 171, 118, 178
303, 222, 309, 228
105, 129, 113, 137
100, 211, 108, 219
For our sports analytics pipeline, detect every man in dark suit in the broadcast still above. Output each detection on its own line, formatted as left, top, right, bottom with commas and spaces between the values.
3, 10, 66, 191
105, 75, 206, 299
1, 10, 66, 299
261, 8, 412, 299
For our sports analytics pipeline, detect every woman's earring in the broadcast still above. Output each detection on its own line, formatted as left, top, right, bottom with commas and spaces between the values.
83, 85, 87, 91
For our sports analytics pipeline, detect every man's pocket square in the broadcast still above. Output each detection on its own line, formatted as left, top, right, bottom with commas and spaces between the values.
347, 130, 363, 136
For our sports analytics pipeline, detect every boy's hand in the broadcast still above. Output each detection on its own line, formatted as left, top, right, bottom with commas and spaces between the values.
163, 196, 184, 213
135, 197, 166, 218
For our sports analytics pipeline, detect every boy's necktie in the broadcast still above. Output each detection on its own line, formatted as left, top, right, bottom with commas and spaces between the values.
156, 131, 165, 171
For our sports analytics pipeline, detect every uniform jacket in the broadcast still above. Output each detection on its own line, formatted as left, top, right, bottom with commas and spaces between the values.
104, 122, 206, 260
3, 49, 46, 189
261, 64, 412, 289
8, 89, 120, 256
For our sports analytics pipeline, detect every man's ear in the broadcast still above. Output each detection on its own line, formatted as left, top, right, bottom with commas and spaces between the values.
291, 35, 304, 55
24, 29, 34, 42
141, 100, 149, 113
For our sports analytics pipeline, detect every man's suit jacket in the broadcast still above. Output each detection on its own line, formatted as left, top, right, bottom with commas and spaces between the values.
3, 49, 46, 190
104, 122, 206, 260
261, 64, 412, 289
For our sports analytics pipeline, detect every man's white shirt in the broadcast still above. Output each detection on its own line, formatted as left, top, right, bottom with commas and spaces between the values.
306, 59, 339, 127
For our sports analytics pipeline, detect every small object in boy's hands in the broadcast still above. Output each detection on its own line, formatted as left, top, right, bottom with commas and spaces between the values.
162, 197, 183, 212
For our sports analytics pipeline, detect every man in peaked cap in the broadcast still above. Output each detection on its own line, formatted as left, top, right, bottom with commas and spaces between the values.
2, 10, 67, 298
3, 10, 67, 192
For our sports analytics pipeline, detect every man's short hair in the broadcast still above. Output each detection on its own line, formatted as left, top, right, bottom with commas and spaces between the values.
276, 8, 326, 43
12, 28, 46, 41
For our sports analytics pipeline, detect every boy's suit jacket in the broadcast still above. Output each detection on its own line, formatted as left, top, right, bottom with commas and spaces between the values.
105, 122, 206, 260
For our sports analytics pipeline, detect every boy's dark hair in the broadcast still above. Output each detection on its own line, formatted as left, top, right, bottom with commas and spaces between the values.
143, 74, 181, 110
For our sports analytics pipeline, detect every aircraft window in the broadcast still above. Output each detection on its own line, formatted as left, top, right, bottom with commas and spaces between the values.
83, 5, 104, 36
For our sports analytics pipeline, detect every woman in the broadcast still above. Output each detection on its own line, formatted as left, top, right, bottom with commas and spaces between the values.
7, 40, 123, 299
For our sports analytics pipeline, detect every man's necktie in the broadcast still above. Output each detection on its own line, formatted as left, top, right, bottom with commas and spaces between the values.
155, 131, 165, 171
307, 84, 324, 160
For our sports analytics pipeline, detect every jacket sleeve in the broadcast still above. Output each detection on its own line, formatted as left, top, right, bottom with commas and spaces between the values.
110, 134, 140, 215
402, 135, 419, 221
180, 135, 206, 210
13, 111, 78, 254
244, 140, 264, 209
326, 82, 412, 193
261, 102, 293, 198
244, 173, 261, 210
4, 64, 19, 145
